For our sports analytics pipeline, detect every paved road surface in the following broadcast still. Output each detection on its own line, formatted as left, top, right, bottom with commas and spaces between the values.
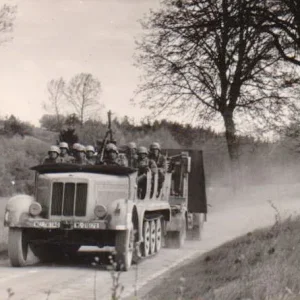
0, 187, 299, 300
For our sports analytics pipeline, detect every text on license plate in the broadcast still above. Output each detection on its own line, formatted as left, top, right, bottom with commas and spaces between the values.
74, 222, 102, 229
33, 221, 60, 228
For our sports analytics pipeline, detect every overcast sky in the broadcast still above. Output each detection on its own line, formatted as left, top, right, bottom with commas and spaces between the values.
0, 0, 160, 125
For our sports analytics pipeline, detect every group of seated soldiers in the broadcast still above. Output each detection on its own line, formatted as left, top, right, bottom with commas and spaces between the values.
43, 141, 168, 196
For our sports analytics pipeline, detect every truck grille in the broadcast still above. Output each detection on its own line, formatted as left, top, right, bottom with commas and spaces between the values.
51, 182, 87, 216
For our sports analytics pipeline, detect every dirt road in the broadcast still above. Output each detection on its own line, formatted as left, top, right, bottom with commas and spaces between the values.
0, 186, 299, 300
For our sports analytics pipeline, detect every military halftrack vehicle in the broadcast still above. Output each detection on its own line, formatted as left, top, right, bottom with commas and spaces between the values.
4, 149, 207, 271
4, 112, 207, 271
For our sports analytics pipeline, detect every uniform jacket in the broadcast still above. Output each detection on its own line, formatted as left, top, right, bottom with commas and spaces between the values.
149, 153, 167, 173
137, 157, 157, 174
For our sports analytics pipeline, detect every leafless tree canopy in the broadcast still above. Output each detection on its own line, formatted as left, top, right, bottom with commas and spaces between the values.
66, 73, 101, 125
0, 4, 17, 45
260, 0, 300, 66
44, 78, 65, 127
135, 0, 298, 160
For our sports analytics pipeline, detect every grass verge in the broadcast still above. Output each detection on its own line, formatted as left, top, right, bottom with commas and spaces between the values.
142, 214, 300, 300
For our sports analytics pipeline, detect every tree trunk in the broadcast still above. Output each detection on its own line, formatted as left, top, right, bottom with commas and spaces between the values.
222, 110, 239, 161
222, 110, 241, 192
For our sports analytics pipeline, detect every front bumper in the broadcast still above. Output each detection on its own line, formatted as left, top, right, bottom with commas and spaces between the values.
10, 219, 107, 230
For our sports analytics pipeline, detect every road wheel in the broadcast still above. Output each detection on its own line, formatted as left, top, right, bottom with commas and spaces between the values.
150, 220, 156, 254
8, 228, 39, 267
142, 220, 150, 257
155, 218, 162, 253
115, 222, 134, 271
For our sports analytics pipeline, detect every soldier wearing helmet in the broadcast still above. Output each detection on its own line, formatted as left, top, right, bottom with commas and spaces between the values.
136, 146, 157, 198
43, 145, 63, 164
137, 146, 157, 173
59, 142, 74, 163
85, 145, 96, 165
126, 142, 138, 169
73, 144, 88, 165
100, 143, 126, 166
149, 142, 167, 194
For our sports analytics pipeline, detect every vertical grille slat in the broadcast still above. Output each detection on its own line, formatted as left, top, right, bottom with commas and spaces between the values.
51, 182, 63, 215
75, 183, 88, 216
63, 183, 75, 216
51, 182, 87, 217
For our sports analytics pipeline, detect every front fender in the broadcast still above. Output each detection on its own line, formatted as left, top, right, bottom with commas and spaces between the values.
106, 199, 135, 230
4, 194, 35, 227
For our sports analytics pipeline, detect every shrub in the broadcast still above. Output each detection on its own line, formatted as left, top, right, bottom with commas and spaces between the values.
0, 136, 48, 196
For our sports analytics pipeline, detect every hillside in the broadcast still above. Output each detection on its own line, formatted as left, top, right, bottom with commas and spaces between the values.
143, 216, 300, 300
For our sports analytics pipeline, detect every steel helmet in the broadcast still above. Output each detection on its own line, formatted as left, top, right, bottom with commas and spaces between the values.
59, 142, 69, 150
128, 142, 137, 149
150, 142, 161, 151
137, 146, 148, 155
86, 145, 95, 153
72, 143, 81, 151
77, 144, 86, 152
106, 143, 118, 154
48, 145, 60, 155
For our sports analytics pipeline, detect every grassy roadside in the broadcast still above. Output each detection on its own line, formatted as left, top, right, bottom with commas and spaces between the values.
142, 213, 300, 300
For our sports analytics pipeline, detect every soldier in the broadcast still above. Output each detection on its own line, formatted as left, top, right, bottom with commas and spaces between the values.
71, 143, 81, 157
149, 142, 167, 195
136, 146, 157, 198
59, 142, 74, 163
126, 142, 138, 169
137, 146, 157, 174
86, 145, 96, 165
101, 143, 127, 166
73, 144, 89, 165
43, 145, 63, 164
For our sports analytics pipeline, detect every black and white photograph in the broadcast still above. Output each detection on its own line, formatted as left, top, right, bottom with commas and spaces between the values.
1, 0, 300, 299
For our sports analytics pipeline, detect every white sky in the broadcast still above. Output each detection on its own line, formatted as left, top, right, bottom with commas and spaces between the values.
0, 0, 160, 126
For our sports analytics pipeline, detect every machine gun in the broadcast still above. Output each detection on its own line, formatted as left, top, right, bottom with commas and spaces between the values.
97, 111, 115, 163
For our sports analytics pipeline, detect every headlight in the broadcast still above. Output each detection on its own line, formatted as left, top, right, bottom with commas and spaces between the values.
94, 205, 107, 219
29, 202, 42, 216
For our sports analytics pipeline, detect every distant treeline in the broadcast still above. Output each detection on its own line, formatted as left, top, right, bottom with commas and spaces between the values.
0, 114, 300, 196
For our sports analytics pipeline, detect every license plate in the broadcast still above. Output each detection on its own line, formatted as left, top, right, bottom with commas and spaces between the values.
74, 222, 103, 229
33, 221, 60, 228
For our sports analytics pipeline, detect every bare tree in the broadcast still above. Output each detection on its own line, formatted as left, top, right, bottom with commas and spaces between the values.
259, 0, 300, 66
0, 4, 17, 45
43, 78, 66, 129
134, 0, 296, 162
66, 73, 101, 125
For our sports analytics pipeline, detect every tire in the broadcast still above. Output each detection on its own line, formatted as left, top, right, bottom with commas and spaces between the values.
115, 222, 134, 271
155, 218, 162, 253
149, 220, 156, 254
142, 220, 151, 257
8, 228, 39, 267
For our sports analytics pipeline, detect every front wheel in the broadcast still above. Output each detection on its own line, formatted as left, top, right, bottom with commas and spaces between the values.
8, 228, 39, 267
115, 222, 134, 271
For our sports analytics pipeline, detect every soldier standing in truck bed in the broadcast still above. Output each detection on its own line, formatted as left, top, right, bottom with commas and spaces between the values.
136, 146, 157, 198
149, 142, 167, 195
